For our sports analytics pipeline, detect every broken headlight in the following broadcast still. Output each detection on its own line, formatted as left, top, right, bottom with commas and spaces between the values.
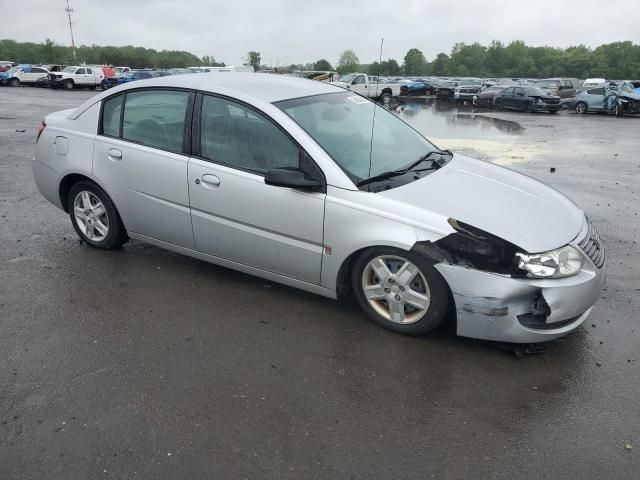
516, 246, 584, 278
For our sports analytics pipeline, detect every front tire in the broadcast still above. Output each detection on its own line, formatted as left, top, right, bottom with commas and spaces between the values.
495, 99, 502, 110
380, 92, 392, 105
64, 79, 74, 90
67, 181, 128, 249
351, 247, 450, 336
9, 77, 20, 87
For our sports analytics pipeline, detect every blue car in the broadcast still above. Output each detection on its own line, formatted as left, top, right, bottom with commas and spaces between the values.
101, 70, 155, 89
400, 79, 435, 97
571, 81, 640, 116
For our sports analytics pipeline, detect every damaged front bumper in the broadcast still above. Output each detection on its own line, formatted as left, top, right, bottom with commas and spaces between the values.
422, 217, 606, 343
435, 259, 605, 343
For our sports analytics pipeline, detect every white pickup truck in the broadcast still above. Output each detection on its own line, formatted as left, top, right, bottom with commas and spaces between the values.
49, 66, 104, 90
332, 73, 401, 104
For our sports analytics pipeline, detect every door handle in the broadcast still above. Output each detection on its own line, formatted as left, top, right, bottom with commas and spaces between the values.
107, 148, 122, 160
201, 174, 220, 186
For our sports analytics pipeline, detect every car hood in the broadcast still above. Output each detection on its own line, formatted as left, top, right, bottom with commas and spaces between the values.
379, 154, 584, 253
0, 72, 11, 79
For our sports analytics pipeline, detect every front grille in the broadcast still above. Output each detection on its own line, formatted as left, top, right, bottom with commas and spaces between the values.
578, 217, 605, 268
545, 98, 560, 104
460, 88, 479, 94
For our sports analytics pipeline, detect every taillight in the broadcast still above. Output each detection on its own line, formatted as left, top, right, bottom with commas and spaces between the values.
36, 119, 46, 142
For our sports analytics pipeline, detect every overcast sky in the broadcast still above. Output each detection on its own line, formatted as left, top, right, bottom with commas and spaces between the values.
3, 0, 640, 66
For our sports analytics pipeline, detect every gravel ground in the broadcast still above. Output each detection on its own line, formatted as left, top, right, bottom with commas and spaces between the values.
0, 87, 638, 479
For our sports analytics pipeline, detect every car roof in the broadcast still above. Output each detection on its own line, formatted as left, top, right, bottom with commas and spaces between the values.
117, 73, 340, 102
69, 73, 345, 120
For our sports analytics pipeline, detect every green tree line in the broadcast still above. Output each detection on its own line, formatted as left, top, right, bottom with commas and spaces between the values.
3, 38, 639, 79
0, 39, 207, 69
329, 41, 640, 79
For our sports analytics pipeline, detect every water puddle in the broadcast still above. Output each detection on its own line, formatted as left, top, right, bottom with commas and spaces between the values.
390, 101, 546, 164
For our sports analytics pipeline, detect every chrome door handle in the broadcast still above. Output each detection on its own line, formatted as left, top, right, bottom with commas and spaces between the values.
108, 148, 122, 160
201, 174, 220, 186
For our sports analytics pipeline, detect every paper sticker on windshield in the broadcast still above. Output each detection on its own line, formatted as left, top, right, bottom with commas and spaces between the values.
346, 96, 369, 105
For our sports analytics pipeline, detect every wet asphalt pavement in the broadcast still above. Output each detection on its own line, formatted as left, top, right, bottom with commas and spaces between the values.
1, 88, 639, 479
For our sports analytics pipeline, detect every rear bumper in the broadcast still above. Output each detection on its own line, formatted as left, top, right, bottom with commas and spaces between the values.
32, 158, 64, 210
435, 256, 606, 343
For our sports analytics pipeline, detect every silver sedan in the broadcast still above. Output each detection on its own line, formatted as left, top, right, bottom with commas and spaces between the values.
32, 73, 605, 343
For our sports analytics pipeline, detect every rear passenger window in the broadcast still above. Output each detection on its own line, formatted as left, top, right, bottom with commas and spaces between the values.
200, 95, 299, 174
122, 90, 190, 152
76, 68, 86, 74
102, 95, 123, 137
588, 88, 605, 95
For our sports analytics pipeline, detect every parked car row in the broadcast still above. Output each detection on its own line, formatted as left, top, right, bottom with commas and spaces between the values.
1, 63, 257, 91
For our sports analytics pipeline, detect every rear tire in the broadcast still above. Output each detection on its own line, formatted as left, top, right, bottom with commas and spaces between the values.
351, 247, 450, 336
575, 102, 588, 114
67, 181, 128, 250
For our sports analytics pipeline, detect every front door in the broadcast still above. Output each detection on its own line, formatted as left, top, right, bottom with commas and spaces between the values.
93, 88, 195, 248
188, 94, 325, 284
350, 74, 368, 96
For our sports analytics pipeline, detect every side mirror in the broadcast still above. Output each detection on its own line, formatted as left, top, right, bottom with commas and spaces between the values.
264, 168, 323, 192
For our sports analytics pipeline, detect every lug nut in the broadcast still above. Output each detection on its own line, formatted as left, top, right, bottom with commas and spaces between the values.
395, 295, 401, 301
399, 286, 405, 291
384, 288, 391, 294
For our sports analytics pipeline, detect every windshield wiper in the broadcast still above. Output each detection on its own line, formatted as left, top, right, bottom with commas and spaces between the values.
357, 150, 452, 187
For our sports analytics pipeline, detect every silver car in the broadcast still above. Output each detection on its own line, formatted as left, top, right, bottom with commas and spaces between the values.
32, 74, 606, 343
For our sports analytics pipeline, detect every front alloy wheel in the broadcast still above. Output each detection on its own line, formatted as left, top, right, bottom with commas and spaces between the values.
352, 248, 449, 335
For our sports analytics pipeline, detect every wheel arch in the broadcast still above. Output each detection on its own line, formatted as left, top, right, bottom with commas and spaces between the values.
59, 172, 120, 216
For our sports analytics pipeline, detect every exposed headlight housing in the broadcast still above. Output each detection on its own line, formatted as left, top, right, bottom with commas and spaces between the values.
516, 246, 584, 278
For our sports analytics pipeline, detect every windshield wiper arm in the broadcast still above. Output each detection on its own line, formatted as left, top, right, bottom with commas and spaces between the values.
402, 149, 452, 172
357, 150, 452, 187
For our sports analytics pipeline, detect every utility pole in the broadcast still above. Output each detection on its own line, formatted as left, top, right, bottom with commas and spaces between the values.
65, 0, 77, 62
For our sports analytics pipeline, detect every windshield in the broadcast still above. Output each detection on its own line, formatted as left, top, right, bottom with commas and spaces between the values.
6, 66, 20, 74
440, 81, 457, 87
536, 80, 559, 89
524, 87, 549, 96
460, 79, 481, 86
276, 92, 437, 183
339, 74, 356, 83
62, 66, 77, 73
120, 72, 134, 78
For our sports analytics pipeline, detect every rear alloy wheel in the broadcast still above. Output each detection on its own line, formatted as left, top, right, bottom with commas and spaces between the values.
575, 102, 588, 114
68, 181, 128, 249
9, 77, 20, 87
352, 248, 449, 336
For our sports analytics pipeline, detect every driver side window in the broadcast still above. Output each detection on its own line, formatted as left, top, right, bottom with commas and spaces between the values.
200, 95, 300, 175
353, 75, 366, 85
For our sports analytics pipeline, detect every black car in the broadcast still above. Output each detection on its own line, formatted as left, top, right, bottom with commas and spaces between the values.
435, 81, 459, 100
493, 86, 561, 113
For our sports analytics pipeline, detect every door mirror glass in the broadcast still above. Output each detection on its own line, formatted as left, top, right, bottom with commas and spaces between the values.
264, 168, 322, 191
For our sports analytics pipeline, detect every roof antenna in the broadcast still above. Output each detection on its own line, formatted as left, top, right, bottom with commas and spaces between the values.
367, 37, 384, 180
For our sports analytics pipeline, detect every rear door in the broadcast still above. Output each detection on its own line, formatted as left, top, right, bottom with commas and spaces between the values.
93, 88, 196, 248
188, 93, 325, 283
586, 87, 605, 111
